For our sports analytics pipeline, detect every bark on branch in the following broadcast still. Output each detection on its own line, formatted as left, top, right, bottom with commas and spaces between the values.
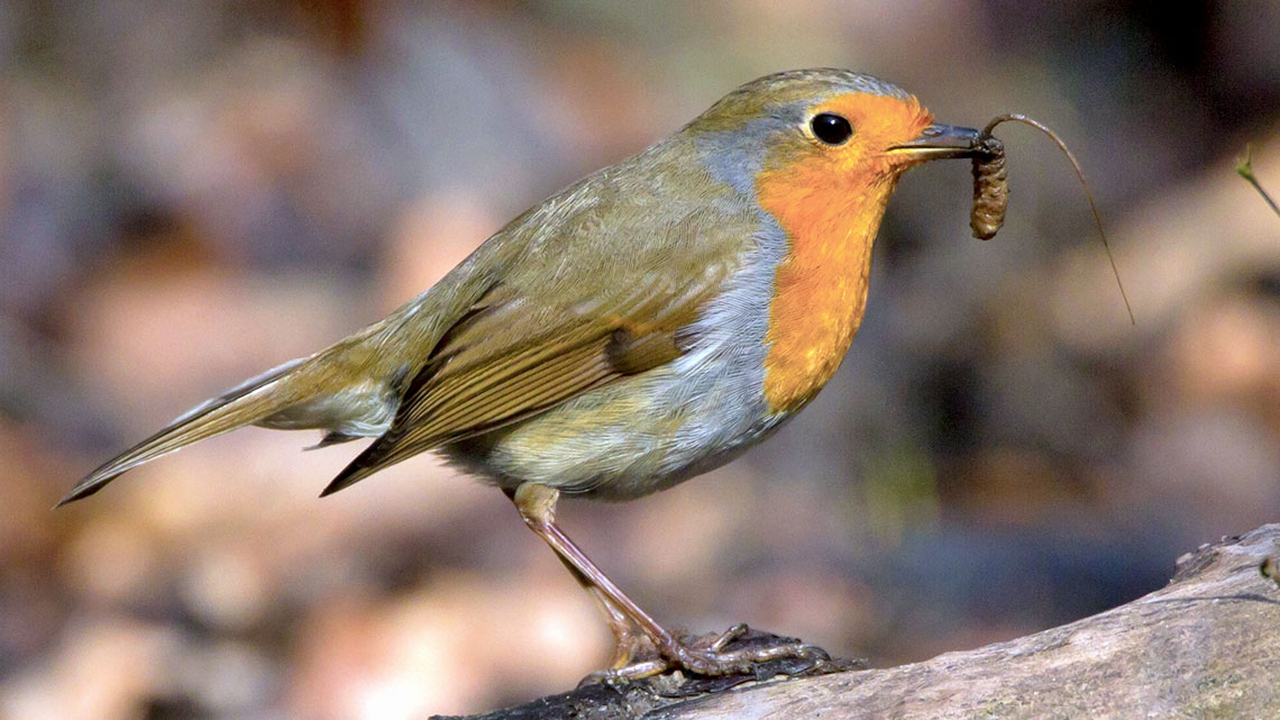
435, 524, 1280, 720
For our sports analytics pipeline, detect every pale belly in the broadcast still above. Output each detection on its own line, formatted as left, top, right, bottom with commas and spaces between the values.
442, 339, 786, 501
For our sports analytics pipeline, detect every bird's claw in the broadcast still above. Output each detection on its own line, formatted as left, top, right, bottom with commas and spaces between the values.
708, 622, 749, 652
582, 625, 829, 684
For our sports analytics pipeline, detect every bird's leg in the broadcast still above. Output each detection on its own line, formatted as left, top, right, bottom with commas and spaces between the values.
507, 483, 668, 670
509, 482, 824, 680
553, 550, 655, 669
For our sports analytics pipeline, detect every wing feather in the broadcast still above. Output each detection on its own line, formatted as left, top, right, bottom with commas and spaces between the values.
320, 204, 757, 495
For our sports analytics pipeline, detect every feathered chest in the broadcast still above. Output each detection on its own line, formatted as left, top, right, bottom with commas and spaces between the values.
755, 169, 900, 414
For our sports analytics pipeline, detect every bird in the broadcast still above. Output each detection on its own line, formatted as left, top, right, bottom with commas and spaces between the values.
60, 68, 984, 679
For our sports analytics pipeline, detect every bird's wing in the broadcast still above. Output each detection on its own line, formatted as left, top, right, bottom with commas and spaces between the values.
320, 204, 755, 494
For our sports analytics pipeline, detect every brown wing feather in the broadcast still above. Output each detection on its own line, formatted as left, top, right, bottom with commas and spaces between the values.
319, 203, 754, 496
320, 271, 724, 495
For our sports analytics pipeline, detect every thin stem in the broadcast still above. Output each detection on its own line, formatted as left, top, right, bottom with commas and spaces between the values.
983, 114, 1135, 325
1237, 145, 1280, 219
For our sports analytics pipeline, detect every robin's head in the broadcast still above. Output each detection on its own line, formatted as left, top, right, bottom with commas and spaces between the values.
685, 70, 984, 414
688, 68, 980, 198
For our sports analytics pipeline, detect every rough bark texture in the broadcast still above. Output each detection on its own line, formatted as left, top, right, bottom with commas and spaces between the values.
434, 524, 1280, 720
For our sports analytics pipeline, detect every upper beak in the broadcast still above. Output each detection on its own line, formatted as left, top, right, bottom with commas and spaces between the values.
888, 123, 983, 160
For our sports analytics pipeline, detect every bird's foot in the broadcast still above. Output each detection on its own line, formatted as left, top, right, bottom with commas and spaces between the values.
583, 624, 832, 685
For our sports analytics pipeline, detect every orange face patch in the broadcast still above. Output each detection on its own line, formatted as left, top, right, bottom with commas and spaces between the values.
757, 93, 933, 413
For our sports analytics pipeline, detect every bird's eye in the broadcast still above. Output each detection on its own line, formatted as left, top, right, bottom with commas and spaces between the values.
810, 113, 853, 145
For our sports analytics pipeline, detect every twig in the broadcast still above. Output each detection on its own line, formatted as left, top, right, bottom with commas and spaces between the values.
1237, 145, 1280, 219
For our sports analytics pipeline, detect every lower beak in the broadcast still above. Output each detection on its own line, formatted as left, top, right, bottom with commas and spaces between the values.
889, 123, 983, 160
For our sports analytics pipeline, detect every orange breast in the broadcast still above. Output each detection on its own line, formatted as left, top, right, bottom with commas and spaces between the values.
756, 94, 932, 413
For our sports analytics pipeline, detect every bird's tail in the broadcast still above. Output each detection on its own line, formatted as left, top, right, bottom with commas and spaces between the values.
58, 356, 322, 506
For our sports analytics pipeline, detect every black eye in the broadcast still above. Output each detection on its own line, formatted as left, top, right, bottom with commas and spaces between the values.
810, 113, 853, 145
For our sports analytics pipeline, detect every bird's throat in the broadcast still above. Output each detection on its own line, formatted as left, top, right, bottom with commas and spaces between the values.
757, 172, 898, 414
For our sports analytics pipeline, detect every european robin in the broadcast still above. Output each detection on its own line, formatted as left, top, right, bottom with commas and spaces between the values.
60, 68, 986, 678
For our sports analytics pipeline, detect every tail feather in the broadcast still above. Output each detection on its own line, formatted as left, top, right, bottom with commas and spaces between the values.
57, 358, 311, 506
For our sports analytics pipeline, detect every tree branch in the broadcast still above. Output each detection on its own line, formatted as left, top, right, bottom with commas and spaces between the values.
435, 524, 1280, 719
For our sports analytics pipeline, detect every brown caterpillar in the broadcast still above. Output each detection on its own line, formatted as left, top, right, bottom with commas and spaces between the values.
970, 113, 1134, 323
970, 132, 1008, 240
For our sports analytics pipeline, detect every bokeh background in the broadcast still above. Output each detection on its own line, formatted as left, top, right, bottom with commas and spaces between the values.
3, 1, 1280, 718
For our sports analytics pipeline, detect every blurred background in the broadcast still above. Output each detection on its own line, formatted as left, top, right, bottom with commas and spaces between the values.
2, 1, 1280, 718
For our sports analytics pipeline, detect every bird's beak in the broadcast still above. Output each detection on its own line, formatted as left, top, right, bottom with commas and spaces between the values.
888, 123, 983, 161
